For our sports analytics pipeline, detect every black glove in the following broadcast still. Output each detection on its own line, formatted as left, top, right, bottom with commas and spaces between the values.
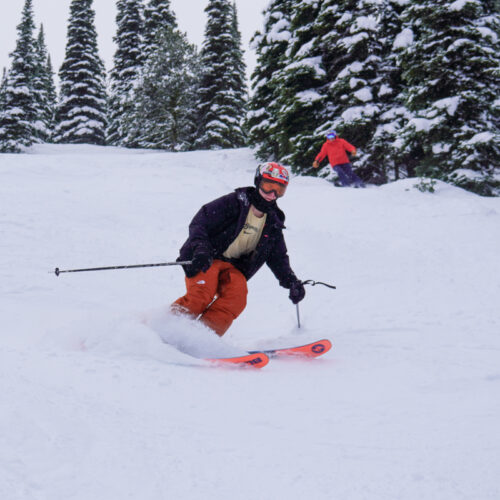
191, 251, 213, 274
289, 280, 305, 304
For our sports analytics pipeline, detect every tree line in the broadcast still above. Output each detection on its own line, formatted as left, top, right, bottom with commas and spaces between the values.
1, 0, 499, 195
0, 0, 246, 153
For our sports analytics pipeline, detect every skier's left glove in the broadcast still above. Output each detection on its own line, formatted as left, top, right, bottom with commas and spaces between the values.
191, 251, 213, 274
289, 280, 305, 304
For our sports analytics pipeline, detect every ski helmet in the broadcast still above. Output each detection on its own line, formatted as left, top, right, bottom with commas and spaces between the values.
326, 130, 337, 139
254, 162, 290, 188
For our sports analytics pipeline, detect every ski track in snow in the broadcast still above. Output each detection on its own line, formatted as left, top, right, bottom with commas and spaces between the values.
1, 144, 499, 500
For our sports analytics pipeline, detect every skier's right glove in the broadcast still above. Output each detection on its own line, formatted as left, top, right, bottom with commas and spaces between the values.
312, 161, 319, 168
191, 251, 213, 274
289, 280, 305, 304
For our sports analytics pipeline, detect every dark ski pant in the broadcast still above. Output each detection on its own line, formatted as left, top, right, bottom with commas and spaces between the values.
333, 163, 365, 187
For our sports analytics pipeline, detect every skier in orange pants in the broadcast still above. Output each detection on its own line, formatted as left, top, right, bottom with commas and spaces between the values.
173, 260, 247, 336
172, 163, 305, 336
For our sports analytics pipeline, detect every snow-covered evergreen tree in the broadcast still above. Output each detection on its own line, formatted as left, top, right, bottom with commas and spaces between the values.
0, 0, 37, 152
43, 55, 58, 137
0, 68, 7, 110
108, 0, 144, 146
142, 0, 177, 61
196, 0, 246, 149
396, 0, 500, 195
365, 0, 408, 183
274, 0, 326, 169
124, 0, 200, 150
54, 0, 107, 145
131, 27, 200, 150
33, 25, 57, 142
246, 0, 293, 160
228, 1, 248, 141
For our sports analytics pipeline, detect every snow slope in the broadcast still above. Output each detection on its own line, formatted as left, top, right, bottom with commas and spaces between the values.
1, 144, 499, 500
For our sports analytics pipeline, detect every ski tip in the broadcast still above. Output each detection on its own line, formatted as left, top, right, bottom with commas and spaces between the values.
270, 339, 333, 358
283, 339, 332, 358
308, 339, 332, 357
205, 352, 269, 369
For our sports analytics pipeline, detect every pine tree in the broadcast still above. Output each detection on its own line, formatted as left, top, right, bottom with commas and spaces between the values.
274, 0, 326, 169
142, 0, 177, 62
33, 25, 57, 142
397, 0, 500, 195
246, 0, 293, 160
108, 0, 144, 146
126, 0, 200, 150
54, 0, 107, 145
228, 2, 248, 144
0, 0, 37, 152
365, 0, 407, 183
131, 27, 200, 150
196, 0, 246, 149
0, 68, 8, 111
44, 55, 58, 137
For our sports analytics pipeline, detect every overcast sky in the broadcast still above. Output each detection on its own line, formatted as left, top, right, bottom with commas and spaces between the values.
0, 0, 270, 83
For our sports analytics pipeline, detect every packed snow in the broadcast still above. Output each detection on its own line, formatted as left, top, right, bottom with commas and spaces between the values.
1, 145, 499, 500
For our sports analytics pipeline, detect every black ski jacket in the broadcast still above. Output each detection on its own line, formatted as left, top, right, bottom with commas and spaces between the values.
177, 187, 298, 288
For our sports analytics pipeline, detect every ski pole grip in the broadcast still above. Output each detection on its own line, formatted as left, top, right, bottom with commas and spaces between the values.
302, 279, 336, 289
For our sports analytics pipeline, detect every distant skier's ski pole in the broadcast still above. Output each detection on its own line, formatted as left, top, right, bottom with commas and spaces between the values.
53, 260, 192, 276
296, 279, 337, 328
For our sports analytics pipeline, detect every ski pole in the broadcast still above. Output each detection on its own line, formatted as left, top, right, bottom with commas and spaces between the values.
53, 260, 192, 276
296, 279, 337, 328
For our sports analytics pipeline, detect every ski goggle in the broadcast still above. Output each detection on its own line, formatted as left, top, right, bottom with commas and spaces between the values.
259, 178, 287, 198
327, 134, 336, 139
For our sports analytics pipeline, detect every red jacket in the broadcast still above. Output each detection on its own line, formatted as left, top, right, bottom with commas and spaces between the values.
315, 138, 356, 167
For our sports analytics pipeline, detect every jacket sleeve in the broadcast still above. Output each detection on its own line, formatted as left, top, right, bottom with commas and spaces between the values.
315, 143, 327, 163
342, 139, 356, 154
266, 231, 298, 289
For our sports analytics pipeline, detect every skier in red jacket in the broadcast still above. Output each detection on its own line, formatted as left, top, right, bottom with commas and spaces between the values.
313, 130, 365, 187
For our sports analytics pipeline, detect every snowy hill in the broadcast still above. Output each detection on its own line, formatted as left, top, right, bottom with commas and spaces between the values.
1, 145, 499, 500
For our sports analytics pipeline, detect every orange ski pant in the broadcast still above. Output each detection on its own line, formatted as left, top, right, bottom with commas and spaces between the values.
172, 260, 247, 336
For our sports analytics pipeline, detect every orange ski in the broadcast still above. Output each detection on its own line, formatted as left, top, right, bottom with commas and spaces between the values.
205, 352, 269, 368
250, 339, 332, 359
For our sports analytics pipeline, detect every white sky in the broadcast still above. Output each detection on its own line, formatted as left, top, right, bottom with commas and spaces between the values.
0, 0, 270, 82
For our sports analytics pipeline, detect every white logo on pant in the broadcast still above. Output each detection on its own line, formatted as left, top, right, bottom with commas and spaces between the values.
197, 280, 206, 285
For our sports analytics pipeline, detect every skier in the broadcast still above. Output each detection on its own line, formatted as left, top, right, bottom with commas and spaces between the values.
171, 162, 306, 336
313, 130, 365, 187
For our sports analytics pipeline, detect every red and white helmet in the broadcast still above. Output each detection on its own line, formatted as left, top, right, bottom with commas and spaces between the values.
254, 162, 290, 187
